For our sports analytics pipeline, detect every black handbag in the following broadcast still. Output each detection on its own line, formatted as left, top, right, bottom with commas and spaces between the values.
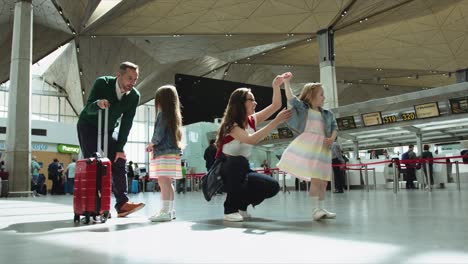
201, 154, 225, 202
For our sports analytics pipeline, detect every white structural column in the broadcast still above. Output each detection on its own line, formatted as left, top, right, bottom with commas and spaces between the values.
5, 0, 33, 196
317, 29, 338, 109
353, 141, 359, 159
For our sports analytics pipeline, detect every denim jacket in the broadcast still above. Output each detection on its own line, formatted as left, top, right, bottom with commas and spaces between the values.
151, 111, 182, 157
286, 97, 338, 137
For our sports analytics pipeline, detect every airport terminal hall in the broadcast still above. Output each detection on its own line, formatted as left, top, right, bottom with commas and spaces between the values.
2, 0, 468, 263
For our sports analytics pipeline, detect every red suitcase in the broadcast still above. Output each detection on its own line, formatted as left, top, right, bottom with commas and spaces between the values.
73, 109, 112, 224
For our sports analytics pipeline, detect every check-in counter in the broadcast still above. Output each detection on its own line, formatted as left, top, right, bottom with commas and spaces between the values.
448, 157, 468, 183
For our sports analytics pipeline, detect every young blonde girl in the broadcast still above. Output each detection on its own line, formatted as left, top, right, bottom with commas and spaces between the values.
277, 74, 338, 221
146, 85, 183, 222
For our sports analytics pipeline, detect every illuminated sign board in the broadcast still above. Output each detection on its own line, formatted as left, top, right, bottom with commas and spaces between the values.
449, 97, 468, 114
336, 116, 356, 130
401, 112, 416, 121
277, 127, 294, 139
382, 115, 397, 124
57, 144, 80, 154
362, 112, 382, 127
414, 102, 440, 119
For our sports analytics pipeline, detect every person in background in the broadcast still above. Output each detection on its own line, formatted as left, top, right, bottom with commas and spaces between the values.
278, 74, 338, 221
48, 158, 64, 195
31, 156, 41, 196
421, 145, 434, 189
177, 161, 187, 194
216, 73, 291, 222
370, 150, 379, 159
331, 140, 345, 193
146, 85, 183, 222
261, 160, 271, 176
65, 159, 76, 194
127, 161, 135, 193
402, 145, 417, 189
383, 150, 390, 159
77, 61, 145, 217
204, 139, 217, 171
460, 141, 468, 164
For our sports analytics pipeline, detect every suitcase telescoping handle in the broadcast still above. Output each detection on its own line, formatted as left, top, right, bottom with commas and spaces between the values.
97, 108, 109, 158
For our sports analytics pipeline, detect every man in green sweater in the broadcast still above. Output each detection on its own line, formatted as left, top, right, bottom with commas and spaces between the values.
77, 61, 145, 217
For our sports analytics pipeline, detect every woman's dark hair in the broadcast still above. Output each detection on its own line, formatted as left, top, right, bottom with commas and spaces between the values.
216, 88, 251, 147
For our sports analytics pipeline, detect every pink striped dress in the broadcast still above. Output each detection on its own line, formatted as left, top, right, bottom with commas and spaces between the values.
149, 154, 182, 179
277, 109, 331, 181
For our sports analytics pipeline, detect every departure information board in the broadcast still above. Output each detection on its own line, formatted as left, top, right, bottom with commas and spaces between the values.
401, 112, 416, 121
414, 102, 440, 118
382, 115, 397, 124
362, 112, 382, 126
450, 97, 468, 114
336, 116, 356, 130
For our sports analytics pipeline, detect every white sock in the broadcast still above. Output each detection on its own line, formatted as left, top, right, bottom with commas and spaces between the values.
161, 200, 171, 213
318, 199, 324, 209
169, 200, 174, 212
311, 196, 319, 209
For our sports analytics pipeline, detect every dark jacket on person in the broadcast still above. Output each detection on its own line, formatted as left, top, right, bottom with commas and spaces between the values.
204, 144, 217, 170
48, 162, 60, 180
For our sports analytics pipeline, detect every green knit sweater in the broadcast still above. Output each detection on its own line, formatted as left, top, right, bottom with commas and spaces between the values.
78, 76, 140, 152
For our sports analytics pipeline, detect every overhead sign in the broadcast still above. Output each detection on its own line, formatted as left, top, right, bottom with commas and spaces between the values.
401, 112, 416, 121
362, 112, 382, 127
449, 97, 468, 114
277, 127, 294, 139
382, 115, 397, 124
336, 116, 356, 130
57, 144, 80, 154
414, 102, 439, 119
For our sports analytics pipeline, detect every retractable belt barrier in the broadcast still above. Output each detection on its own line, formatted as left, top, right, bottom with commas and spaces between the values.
330, 155, 468, 193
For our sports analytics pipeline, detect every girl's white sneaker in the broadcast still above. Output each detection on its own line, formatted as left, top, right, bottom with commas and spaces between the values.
312, 208, 326, 221
149, 212, 172, 222
321, 208, 336, 219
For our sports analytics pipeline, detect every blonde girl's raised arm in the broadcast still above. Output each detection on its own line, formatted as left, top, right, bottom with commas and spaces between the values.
284, 75, 294, 101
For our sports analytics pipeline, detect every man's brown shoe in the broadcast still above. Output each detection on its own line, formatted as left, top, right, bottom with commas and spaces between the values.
117, 202, 145, 217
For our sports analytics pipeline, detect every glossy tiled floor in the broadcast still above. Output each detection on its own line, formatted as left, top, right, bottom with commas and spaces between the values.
1, 185, 468, 263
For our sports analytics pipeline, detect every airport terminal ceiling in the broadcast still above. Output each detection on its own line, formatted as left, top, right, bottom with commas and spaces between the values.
1, 0, 468, 150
